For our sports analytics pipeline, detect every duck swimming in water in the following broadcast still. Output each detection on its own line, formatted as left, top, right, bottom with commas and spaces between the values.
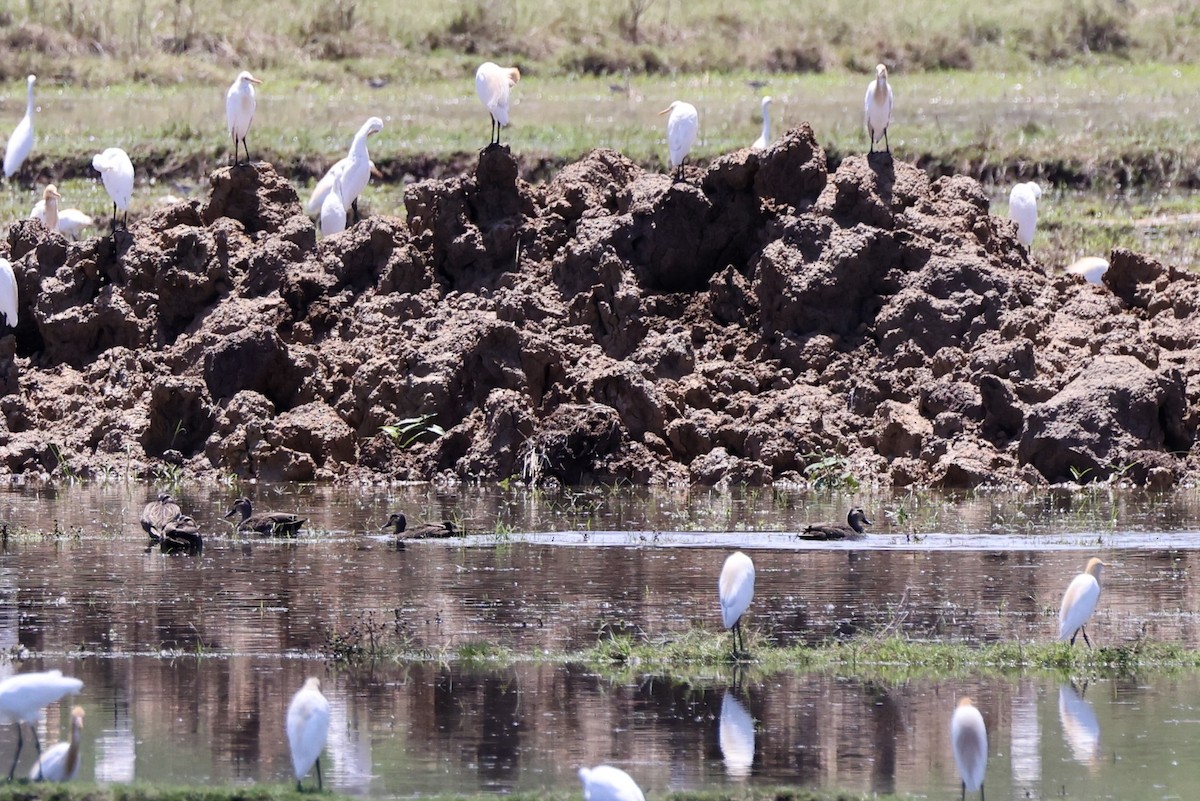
380, 512, 458, 540
160, 515, 203, 552
140, 492, 181, 542
797, 508, 873, 541
225, 497, 305, 537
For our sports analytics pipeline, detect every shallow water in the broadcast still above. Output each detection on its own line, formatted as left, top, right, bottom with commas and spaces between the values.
2, 483, 1200, 797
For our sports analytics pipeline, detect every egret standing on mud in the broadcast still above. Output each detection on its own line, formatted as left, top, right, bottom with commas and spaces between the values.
719, 551, 755, 658
309, 117, 383, 224
0, 258, 17, 329
1059, 557, 1106, 647
320, 174, 347, 237
287, 677, 330, 792
4, 75, 36, 179
0, 669, 84, 780
864, 64, 893, 155
475, 61, 521, 147
1008, 181, 1042, 248
225, 70, 262, 165
92, 147, 134, 233
659, 100, 698, 179
29, 706, 84, 782
1066, 256, 1109, 285
578, 765, 645, 801
950, 697, 987, 801
751, 96, 772, 151
31, 185, 93, 239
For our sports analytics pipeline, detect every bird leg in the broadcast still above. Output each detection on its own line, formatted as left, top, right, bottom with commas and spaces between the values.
980, 781, 985, 801
316, 756, 323, 791
959, 779, 965, 801
883, 129, 891, 154
7, 723, 22, 780
1081, 625, 1092, 649
109, 202, 118, 235
231, 132, 238, 166
352, 198, 360, 225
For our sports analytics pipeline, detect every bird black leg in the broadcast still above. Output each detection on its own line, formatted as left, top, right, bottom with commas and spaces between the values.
960, 779, 965, 801
352, 198, 360, 224
7, 724, 22, 780
296, 780, 303, 792
316, 756, 323, 791
980, 781, 985, 801
883, 129, 890, 154
1081, 626, 1092, 649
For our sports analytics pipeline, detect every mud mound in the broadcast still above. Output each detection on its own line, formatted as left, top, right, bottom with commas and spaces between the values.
2, 133, 1199, 488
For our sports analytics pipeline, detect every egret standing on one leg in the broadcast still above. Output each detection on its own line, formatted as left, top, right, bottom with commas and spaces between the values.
92, 147, 134, 233
951, 697, 987, 801
578, 765, 646, 801
287, 677, 330, 792
659, 100, 698, 180
0, 258, 17, 330
225, 70, 262, 166
475, 61, 521, 147
751, 96, 772, 151
4, 75, 36, 179
0, 669, 84, 780
1059, 557, 1106, 647
864, 64, 893, 155
1008, 181, 1042, 248
29, 706, 84, 781
719, 551, 755, 658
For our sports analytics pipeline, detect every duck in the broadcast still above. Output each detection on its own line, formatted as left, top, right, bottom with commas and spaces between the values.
160, 515, 203, 552
224, 497, 305, 537
140, 491, 181, 542
380, 512, 458, 540
797, 507, 873, 541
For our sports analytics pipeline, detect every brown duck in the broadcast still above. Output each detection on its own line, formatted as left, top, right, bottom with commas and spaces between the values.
160, 515, 203, 552
380, 512, 458, 540
798, 508, 873, 541
140, 492, 181, 542
225, 497, 305, 537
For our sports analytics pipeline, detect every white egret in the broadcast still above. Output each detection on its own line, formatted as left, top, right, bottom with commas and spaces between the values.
225, 70, 262, 165
578, 765, 645, 801
29, 706, 84, 782
751, 96, 772, 151
320, 175, 347, 237
950, 697, 987, 801
798, 507, 873, 541
864, 64, 893, 154
92, 147, 134, 232
0, 669, 84, 780
1059, 557, 1105, 647
659, 100, 698, 179
0, 258, 17, 329
719, 691, 755, 778
323, 117, 383, 224
719, 551, 755, 658
1008, 181, 1042, 248
475, 61, 521, 146
305, 159, 379, 215
287, 677, 330, 792
4, 75, 36, 179
31, 185, 93, 239
1067, 256, 1109, 285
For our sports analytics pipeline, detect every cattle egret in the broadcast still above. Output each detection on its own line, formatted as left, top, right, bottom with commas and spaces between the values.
0, 670, 84, 780
29, 706, 84, 782
92, 147, 134, 232
1067, 256, 1109, 285
719, 691, 755, 778
30, 186, 94, 239
659, 100, 698, 178
951, 698, 987, 801
322, 117, 384, 224
287, 677, 330, 792
225, 70, 262, 165
864, 64, 893, 154
0, 258, 17, 329
1009, 181, 1042, 248
719, 551, 755, 658
140, 491, 181, 542
798, 507, 873, 541
224, 496, 306, 537
4, 75, 36, 179
476, 61, 521, 146
1059, 557, 1105, 647
578, 765, 645, 801
751, 96, 772, 151
306, 159, 379, 215
319, 174, 346, 237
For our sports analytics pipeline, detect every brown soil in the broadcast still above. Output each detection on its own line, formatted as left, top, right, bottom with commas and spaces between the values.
2, 125, 1198, 488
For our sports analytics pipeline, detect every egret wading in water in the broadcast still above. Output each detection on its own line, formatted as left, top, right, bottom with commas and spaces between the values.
1008, 181, 1042, 248
225, 70, 262, 165
1059, 557, 1106, 647
4, 75, 36, 179
719, 551, 755, 658
951, 698, 988, 801
751, 96, 772, 151
578, 765, 645, 801
0, 669, 84, 780
31, 185, 93, 239
287, 677, 330, 792
92, 147, 134, 233
475, 61, 521, 147
29, 706, 84, 782
659, 100, 698, 180
864, 64, 893, 155
0, 258, 17, 329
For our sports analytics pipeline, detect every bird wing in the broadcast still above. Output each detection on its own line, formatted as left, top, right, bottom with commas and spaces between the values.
951, 707, 988, 790
29, 742, 68, 781
719, 555, 755, 629
307, 158, 349, 214
1058, 574, 1100, 640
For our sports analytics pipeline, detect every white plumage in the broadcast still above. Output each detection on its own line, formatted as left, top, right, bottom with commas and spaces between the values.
476, 61, 521, 145
864, 64, 893, 154
578, 765, 645, 801
287, 676, 330, 791
718, 691, 755, 778
30, 705, 84, 781
1058, 683, 1101, 767
1008, 181, 1042, 248
1059, 557, 1105, 646
719, 551, 755, 656
751, 96, 772, 151
951, 698, 987, 798
31, 196, 93, 239
0, 258, 17, 329
659, 100, 698, 173
330, 117, 383, 222
0, 669, 84, 780
320, 175, 347, 237
1066, 256, 1109, 285
92, 147, 135, 231
4, 75, 36, 179
225, 70, 262, 164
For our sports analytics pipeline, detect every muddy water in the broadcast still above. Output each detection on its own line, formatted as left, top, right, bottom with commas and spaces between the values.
2, 483, 1200, 797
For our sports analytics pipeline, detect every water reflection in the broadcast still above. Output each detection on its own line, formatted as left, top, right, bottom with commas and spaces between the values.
718, 691, 754, 779
1009, 679, 1040, 795
1058, 683, 1101, 770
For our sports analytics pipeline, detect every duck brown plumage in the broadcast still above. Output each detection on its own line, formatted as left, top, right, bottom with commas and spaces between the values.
225, 497, 305, 537
798, 507, 873, 541
380, 512, 458, 540
141, 491, 181, 542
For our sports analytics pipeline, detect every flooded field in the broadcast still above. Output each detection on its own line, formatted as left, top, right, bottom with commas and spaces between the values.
2, 482, 1200, 798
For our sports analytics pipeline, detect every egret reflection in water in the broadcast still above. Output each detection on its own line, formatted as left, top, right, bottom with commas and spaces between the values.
1058, 683, 1101, 769
718, 691, 754, 778
1010, 679, 1041, 792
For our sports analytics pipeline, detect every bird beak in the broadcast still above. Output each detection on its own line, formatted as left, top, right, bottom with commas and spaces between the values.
249, 76, 262, 84
658, 107, 671, 115
370, 165, 383, 179
223, 508, 235, 519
